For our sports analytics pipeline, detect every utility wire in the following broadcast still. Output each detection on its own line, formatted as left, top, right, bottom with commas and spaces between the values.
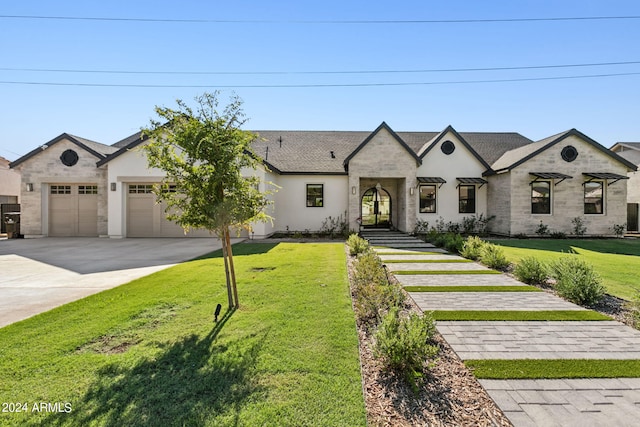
1, 71, 639, 88
2, 61, 640, 76
1, 14, 640, 24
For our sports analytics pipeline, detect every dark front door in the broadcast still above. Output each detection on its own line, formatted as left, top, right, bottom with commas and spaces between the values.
361, 187, 391, 228
628, 203, 639, 232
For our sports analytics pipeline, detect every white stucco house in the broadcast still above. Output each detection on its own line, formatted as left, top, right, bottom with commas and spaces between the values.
9, 122, 637, 238
610, 142, 640, 232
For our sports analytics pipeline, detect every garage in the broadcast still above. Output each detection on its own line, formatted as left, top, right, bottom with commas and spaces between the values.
126, 183, 211, 237
49, 184, 98, 237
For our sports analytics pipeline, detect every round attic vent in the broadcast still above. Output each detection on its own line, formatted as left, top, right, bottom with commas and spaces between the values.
441, 140, 455, 155
561, 145, 578, 162
60, 149, 79, 167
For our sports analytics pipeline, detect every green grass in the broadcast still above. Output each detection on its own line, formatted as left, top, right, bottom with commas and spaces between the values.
431, 310, 610, 321
393, 270, 503, 275
404, 285, 540, 292
466, 359, 640, 379
382, 259, 472, 263
0, 243, 365, 427
492, 239, 640, 300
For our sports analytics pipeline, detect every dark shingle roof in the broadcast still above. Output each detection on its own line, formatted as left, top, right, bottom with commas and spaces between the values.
251, 129, 533, 174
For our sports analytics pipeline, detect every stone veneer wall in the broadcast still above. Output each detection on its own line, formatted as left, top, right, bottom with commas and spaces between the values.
347, 128, 418, 232
14, 138, 108, 237
486, 172, 512, 235
507, 134, 629, 236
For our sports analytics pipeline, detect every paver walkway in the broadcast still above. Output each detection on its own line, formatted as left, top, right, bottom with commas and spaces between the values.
362, 230, 640, 427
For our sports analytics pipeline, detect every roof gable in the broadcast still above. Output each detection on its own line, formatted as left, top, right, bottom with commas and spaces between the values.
418, 125, 492, 170
489, 129, 637, 174
343, 122, 421, 170
97, 131, 148, 166
10, 133, 117, 168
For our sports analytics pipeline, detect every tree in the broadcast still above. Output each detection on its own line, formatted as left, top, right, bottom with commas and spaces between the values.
142, 92, 272, 309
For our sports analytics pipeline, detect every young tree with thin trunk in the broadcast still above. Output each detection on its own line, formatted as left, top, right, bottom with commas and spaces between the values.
142, 92, 271, 309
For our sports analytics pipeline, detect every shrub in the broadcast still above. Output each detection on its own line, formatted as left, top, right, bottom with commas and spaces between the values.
625, 291, 640, 329
550, 231, 567, 239
513, 256, 548, 285
346, 233, 369, 256
479, 243, 510, 271
373, 307, 438, 389
612, 223, 626, 238
460, 235, 485, 260
352, 252, 405, 328
571, 217, 587, 236
413, 219, 429, 235
535, 221, 549, 237
320, 211, 348, 238
444, 233, 464, 253
461, 215, 478, 234
550, 257, 605, 306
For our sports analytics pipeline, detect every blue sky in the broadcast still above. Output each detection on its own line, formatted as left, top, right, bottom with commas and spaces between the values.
2, 0, 640, 161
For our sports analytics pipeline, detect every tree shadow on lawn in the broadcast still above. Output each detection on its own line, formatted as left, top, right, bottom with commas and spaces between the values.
494, 238, 640, 257
194, 242, 281, 261
37, 309, 269, 427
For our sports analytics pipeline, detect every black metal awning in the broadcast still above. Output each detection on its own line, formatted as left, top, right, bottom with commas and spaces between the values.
417, 177, 447, 188
456, 177, 488, 188
529, 172, 573, 186
583, 172, 629, 186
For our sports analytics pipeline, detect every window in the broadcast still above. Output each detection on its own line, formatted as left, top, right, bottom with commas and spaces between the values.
584, 181, 604, 214
531, 181, 551, 214
78, 185, 98, 195
128, 184, 154, 194
459, 185, 476, 213
50, 185, 71, 194
419, 185, 437, 213
306, 184, 323, 207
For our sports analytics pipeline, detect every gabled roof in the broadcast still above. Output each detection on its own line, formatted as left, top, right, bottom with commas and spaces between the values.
417, 125, 492, 170
10, 133, 118, 168
611, 142, 640, 151
343, 122, 422, 170
97, 132, 148, 167
488, 129, 637, 175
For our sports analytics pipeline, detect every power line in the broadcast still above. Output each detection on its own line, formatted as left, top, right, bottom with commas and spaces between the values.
1, 14, 640, 24
2, 61, 640, 76
1, 71, 639, 89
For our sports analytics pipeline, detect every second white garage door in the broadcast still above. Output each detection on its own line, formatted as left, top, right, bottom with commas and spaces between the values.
126, 184, 211, 237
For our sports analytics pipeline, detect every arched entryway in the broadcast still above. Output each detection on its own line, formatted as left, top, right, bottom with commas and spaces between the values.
361, 186, 392, 228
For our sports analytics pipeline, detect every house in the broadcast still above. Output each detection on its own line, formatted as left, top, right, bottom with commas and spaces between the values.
0, 156, 21, 204
9, 123, 637, 238
610, 142, 640, 232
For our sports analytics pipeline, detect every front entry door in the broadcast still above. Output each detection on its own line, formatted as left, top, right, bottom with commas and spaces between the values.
361, 187, 391, 227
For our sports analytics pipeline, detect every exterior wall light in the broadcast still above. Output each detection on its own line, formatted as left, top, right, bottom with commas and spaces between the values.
110, 182, 117, 191
410, 187, 415, 195
26, 183, 34, 192
351, 186, 356, 195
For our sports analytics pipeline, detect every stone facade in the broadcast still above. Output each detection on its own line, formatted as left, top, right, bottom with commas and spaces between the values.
501, 134, 628, 236
486, 172, 511, 235
12, 138, 108, 237
347, 127, 418, 232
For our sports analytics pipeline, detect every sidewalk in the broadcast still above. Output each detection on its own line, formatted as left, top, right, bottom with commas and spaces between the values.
364, 230, 640, 427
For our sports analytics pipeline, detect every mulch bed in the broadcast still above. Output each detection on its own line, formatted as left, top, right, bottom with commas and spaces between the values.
346, 249, 513, 426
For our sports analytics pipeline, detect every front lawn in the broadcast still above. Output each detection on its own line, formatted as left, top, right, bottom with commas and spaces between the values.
491, 239, 640, 301
0, 243, 365, 426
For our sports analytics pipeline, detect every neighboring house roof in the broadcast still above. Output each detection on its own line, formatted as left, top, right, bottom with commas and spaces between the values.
10, 133, 118, 168
488, 129, 638, 175
610, 142, 640, 166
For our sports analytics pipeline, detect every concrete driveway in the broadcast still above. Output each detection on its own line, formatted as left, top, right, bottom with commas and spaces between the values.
0, 237, 240, 328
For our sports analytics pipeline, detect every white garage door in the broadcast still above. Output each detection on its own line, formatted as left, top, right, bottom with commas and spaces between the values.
126, 184, 211, 237
49, 184, 98, 237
